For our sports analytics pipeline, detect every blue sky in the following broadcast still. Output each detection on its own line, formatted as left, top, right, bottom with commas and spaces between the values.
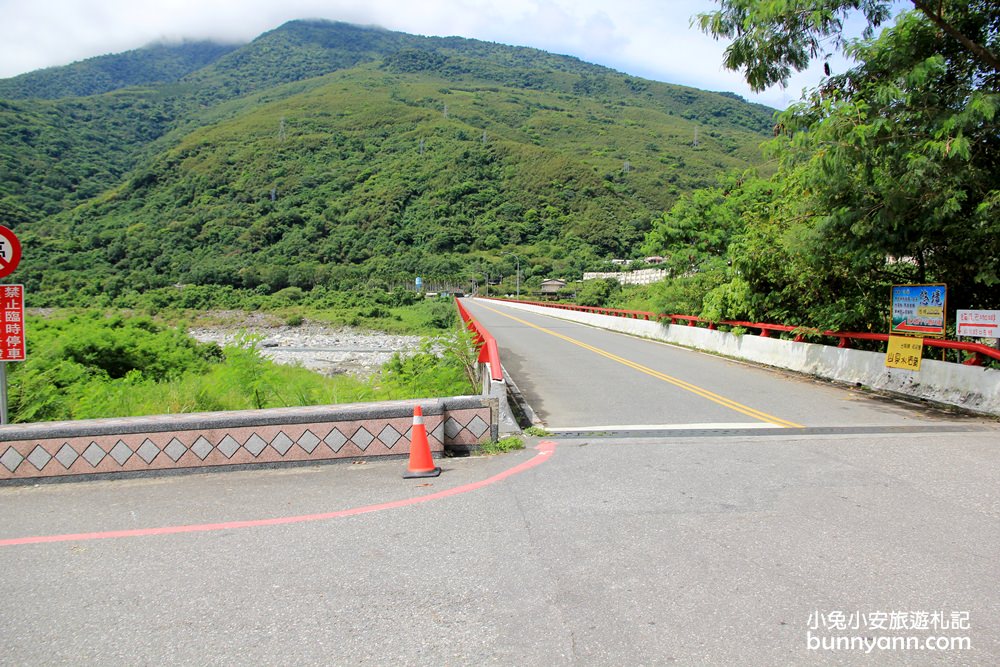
0, 0, 878, 108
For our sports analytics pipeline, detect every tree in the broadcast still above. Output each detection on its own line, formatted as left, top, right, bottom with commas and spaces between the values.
643, 172, 770, 276
688, 2, 1000, 330
697, 1, 998, 92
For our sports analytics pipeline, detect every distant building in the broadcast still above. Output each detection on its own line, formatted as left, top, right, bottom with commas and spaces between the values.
583, 269, 667, 286
538, 279, 567, 299
644, 256, 666, 265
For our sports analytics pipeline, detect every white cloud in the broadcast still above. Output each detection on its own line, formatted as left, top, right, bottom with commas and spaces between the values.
0, 0, 845, 108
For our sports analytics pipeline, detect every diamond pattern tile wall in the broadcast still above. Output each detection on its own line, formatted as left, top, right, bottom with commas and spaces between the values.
110, 441, 133, 466
137, 439, 160, 464
0, 403, 494, 480
324, 428, 348, 453
27, 446, 52, 471
164, 438, 187, 462
83, 442, 106, 467
244, 434, 267, 457
444, 418, 464, 440
270, 432, 294, 456
55, 444, 79, 469
191, 436, 213, 460
217, 435, 241, 458
378, 425, 402, 449
467, 415, 490, 438
352, 427, 374, 451
298, 430, 321, 454
1, 447, 24, 473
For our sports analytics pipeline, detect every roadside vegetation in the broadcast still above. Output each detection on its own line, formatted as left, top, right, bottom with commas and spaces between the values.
530, 3, 999, 342
9, 301, 478, 424
479, 435, 524, 455
116, 283, 461, 333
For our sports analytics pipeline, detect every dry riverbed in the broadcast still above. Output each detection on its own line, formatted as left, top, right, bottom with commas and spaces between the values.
188, 314, 422, 377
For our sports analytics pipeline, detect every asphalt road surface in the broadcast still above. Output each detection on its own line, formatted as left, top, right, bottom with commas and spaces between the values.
1, 300, 998, 665
461, 298, 972, 432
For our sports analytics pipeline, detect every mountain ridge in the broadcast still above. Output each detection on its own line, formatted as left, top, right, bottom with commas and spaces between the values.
0, 20, 776, 305
0, 41, 239, 100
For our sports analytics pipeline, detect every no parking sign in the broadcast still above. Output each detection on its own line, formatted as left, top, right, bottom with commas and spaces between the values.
0, 226, 22, 279
0, 226, 23, 424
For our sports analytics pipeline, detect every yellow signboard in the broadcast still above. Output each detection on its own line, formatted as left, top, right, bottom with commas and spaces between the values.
917, 306, 943, 319
885, 336, 923, 371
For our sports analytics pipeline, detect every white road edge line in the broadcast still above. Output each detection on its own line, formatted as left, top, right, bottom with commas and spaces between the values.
546, 423, 778, 432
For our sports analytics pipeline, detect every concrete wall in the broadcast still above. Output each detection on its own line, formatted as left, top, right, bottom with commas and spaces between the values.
487, 300, 1000, 417
583, 268, 668, 285
0, 396, 497, 483
481, 361, 521, 435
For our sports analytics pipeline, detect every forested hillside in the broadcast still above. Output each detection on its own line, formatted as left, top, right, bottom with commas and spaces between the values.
0, 41, 237, 100
0, 20, 775, 306
640, 1, 999, 333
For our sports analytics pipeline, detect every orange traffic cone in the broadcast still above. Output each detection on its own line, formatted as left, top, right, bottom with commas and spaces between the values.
403, 405, 441, 478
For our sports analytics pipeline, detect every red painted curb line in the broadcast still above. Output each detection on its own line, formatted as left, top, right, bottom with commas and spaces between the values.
0, 441, 558, 548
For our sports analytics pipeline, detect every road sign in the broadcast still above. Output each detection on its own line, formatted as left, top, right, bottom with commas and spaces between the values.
957, 310, 1000, 338
890, 284, 946, 337
885, 335, 923, 371
0, 285, 25, 361
0, 226, 21, 279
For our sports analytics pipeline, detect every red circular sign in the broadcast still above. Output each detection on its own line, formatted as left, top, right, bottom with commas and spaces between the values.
0, 226, 22, 279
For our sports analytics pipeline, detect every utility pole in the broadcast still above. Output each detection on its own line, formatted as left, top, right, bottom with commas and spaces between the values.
502, 252, 521, 299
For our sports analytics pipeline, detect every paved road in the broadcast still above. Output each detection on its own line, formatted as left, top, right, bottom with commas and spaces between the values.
461, 298, 973, 431
1, 300, 998, 665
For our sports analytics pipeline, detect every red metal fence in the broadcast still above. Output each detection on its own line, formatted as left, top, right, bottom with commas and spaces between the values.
455, 299, 504, 381
484, 298, 1000, 367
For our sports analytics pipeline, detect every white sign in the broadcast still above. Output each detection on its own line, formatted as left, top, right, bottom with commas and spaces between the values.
957, 310, 999, 338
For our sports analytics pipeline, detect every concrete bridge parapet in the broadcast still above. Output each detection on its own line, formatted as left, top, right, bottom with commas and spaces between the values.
0, 396, 497, 483
489, 299, 1000, 417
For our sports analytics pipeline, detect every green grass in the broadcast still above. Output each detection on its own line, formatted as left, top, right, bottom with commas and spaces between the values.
479, 435, 525, 455
8, 310, 477, 423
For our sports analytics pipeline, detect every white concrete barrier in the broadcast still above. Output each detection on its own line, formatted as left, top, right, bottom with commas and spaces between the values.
484, 299, 1000, 417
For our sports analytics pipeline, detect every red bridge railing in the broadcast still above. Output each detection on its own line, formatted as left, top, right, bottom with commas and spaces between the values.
455, 299, 504, 381
483, 298, 1000, 367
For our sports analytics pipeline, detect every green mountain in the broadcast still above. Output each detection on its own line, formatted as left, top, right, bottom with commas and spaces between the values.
0, 20, 776, 305
0, 41, 238, 99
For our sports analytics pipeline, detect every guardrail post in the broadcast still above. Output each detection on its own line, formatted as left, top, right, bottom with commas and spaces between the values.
963, 352, 986, 366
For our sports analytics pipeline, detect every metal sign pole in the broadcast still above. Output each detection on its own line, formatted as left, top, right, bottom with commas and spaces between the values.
0, 362, 7, 425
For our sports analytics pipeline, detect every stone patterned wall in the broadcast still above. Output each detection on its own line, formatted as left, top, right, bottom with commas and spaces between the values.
0, 397, 496, 482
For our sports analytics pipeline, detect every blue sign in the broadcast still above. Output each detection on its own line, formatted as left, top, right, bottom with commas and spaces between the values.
891, 284, 946, 337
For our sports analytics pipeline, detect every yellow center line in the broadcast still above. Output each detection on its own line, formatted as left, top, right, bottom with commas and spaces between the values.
476, 302, 804, 429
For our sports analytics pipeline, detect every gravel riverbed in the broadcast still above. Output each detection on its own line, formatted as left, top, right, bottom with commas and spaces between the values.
188, 320, 423, 377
